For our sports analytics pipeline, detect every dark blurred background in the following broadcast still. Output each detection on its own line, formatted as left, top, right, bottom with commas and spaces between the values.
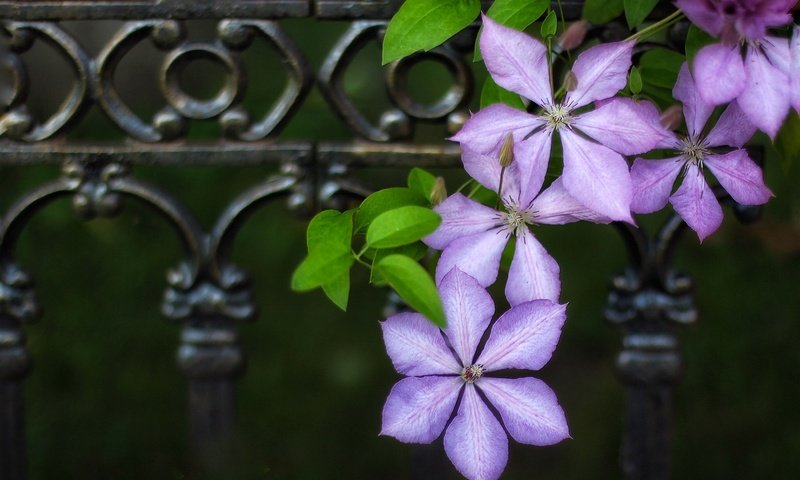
2, 16, 800, 480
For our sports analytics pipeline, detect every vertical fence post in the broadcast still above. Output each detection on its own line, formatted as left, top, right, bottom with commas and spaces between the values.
606, 216, 697, 480
0, 263, 41, 480
177, 318, 244, 477
0, 315, 29, 480
163, 253, 255, 478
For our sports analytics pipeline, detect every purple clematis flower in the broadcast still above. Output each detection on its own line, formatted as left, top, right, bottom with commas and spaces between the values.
451, 15, 671, 222
424, 146, 608, 305
676, 0, 795, 138
630, 64, 773, 241
380, 268, 569, 480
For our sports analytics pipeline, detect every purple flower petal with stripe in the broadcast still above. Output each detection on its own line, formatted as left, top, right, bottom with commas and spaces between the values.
380, 269, 569, 480
677, 0, 794, 136
453, 15, 670, 224
630, 63, 772, 240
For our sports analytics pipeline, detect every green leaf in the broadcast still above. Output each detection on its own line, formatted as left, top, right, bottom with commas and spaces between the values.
306, 209, 354, 251
322, 272, 350, 311
639, 48, 684, 88
473, 0, 548, 61
685, 24, 715, 61
467, 182, 499, 206
540, 10, 557, 38
628, 66, 642, 95
382, 0, 481, 64
582, 0, 623, 24
366, 206, 441, 249
291, 242, 354, 292
637, 47, 684, 109
355, 187, 427, 233
369, 242, 429, 285
367, 241, 429, 262
480, 77, 526, 110
374, 254, 445, 327
407, 168, 437, 202
624, 0, 659, 29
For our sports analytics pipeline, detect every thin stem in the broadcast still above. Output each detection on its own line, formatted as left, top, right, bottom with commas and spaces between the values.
625, 10, 685, 43
547, 36, 555, 95
353, 244, 369, 261
495, 166, 507, 210
466, 181, 484, 199
455, 178, 473, 194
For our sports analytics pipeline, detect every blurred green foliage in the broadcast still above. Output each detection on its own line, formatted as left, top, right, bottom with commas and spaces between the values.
2, 16, 800, 480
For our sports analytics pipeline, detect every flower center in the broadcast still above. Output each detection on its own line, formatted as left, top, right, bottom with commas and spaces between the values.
721, 0, 737, 15
680, 136, 709, 169
500, 202, 534, 237
461, 364, 484, 383
544, 103, 573, 130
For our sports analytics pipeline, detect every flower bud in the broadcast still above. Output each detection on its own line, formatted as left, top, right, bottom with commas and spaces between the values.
430, 176, 447, 206
499, 133, 515, 168
556, 20, 589, 52
660, 104, 683, 131
563, 70, 578, 92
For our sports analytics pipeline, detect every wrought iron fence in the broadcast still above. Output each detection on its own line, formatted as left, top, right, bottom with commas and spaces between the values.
0, 1, 793, 479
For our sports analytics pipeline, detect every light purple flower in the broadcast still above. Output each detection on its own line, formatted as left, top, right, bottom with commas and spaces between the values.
451, 15, 671, 222
773, 24, 800, 114
793, 26, 800, 113
676, 0, 794, 138
630, 64, 773, 241
380, 268, 569, 480
424, 145, 609, 306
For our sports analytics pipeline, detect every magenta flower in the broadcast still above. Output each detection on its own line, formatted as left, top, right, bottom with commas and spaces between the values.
630, 64, 773, 240
676, 0, 794, 138
424, 147, 608, 306
380, 268, 569, 480
451, 15, 670, 222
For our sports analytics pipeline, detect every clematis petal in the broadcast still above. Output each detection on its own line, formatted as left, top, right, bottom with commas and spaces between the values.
505, 228, 560, 306
738, 47, 791, 139
381, 376, 463, 443
630, 156, 684, 214
435, 228, 508, 288
444, 385, 508, 480
460, 147, 522, 201
704, 150, 773, 206
514, 129, 552, 208
792, 27, 800, 112
480, 14, 552, 106
693, 43, 746, 106
673, 63, 714, 138
704, 101, 756, 148
736, 6, 793, 40
479, 377, 570, 446
531, 177, 612, 224
674, 0, 723, 36
424, 193, 502, 250
560, 129, 633, 223
761, 35, 791, 73
565, 41, 634, 109
450, 104, 543, 157
669, 164, 723, 241
572, 97, 672, 155
439, 268, 496, 366
381, 312, 462, 376
477, 300, 566, 371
